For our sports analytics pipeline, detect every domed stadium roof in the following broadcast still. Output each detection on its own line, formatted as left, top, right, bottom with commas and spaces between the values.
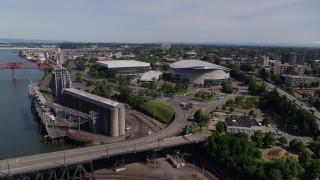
170, 60, 230, 71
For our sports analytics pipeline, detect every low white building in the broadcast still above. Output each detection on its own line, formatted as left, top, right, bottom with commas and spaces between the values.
140, 70, 162, 82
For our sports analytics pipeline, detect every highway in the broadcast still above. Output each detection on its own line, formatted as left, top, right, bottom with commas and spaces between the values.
265, 82, 320, 120
0, 134, 204, 177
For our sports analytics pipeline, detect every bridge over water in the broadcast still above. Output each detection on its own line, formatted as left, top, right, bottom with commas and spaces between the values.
0, 134, 205, 179
0, 62, 55, 78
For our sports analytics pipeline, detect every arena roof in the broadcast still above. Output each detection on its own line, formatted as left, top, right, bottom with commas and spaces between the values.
63, 88, 121, 108
97, 60, 150, 68
170, 60, 230, 71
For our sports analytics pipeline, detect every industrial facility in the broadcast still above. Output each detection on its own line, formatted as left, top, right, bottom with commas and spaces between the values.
170, 60, 230, 84
49, 66, 126, 137
62, 88, 125, 137
51, 67, 72, 104
97, 60, 150, 74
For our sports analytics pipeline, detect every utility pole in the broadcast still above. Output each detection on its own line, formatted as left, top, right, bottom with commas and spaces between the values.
202, 164, 205, 177
63, 139, 66, 166
106, 145, 109, 158
7, 155, 10, 175
100, 133, 102, 145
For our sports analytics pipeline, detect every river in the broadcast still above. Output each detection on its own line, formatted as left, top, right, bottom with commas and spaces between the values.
0, 49, 65, 159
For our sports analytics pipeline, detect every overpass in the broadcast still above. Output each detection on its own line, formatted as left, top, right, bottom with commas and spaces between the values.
0, 134, 205, 178
0, 99, 197, 178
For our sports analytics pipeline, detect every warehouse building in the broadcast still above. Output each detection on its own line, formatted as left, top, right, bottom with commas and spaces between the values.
62, 88, 125, 137
170, 60, 230, 84
96, 60, 150, 74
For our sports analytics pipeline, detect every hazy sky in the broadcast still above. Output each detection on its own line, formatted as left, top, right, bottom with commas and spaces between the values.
1, 0, 319, 44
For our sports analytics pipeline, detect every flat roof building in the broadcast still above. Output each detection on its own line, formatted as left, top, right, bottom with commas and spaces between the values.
224, 116, 262, 135
281, 75, 306, 87
170, 60, 230, 84
140, 70, 163, 82
97, 60, 150, 74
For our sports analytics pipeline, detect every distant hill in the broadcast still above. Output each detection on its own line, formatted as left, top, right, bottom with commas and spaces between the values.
1, 38, 319, 48
0, 38, 66, 44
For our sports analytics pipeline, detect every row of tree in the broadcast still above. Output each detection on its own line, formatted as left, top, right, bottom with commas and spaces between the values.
259, 89, 319, 136
159, 82, 188, 94
204, 132, 302, 179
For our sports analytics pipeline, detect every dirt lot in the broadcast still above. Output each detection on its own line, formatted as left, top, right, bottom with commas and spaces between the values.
93, 157, 211, 180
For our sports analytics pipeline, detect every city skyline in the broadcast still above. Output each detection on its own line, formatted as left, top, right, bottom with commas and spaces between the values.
1, 0, 319, 45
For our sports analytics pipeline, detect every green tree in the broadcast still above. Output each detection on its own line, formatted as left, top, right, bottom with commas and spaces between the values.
74, 57, 86, 71
278, 136, 288, 145
186, 102, 193, 109
221, 81, 233, 94
75, 72, 83, 83
248, 110, 256, 118
263, 132, 276, 148
251, 131, 264, 148
305, 159, 320, 179
216, 121, 225, 133
311, 140, 320, 157
267, 168, 283, 180
262, 116, 272, 126
270, 158, 302, 180
162, 63, 170, 71
289, 139, 306, 153
118, 85, 133, 102
194, 109, 210, 128
194, 109, 202, 122
91, 81, 112, 98
298, 150, 311, 167
229, 106, 234, 112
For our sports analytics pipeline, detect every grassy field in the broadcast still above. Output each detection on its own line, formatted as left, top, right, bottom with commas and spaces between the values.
140, 99, 175, 124
175, 89, 191, 95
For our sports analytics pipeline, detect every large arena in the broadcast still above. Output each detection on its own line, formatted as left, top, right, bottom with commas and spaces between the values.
170, 60, 230, 84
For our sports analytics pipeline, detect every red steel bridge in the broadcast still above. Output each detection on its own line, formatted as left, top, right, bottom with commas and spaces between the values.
0, 62, 55, 78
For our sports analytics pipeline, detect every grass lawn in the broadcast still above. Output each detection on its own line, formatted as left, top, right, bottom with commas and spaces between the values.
175, 89, 192, 95
140, 99, 175, 124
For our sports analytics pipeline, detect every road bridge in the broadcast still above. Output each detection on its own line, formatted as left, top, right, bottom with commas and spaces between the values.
0, 62, 55, 78
0, 98, 193, 178
0, 134, 205, 178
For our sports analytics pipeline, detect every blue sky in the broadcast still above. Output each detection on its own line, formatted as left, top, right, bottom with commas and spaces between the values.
0, 0, 319, 44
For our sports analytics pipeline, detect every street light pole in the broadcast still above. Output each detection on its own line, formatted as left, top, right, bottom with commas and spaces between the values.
284, 124, 287, 136
202, 164, 205, 177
